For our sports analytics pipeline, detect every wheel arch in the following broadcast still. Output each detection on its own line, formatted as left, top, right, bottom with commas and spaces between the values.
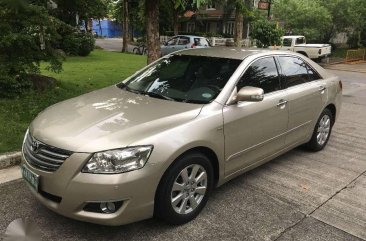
325, 103, 336, 126
153, 145, 220, 207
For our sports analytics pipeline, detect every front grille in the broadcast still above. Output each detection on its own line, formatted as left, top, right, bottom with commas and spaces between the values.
23, 132, 73, 172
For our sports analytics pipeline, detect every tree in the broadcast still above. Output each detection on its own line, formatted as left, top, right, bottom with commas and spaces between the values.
145, 0, 208, 63
53, 0, 108, 29
273, 0, 332, 42
220, 0, 253, 46
122, 0, 128, 52
0, 0, 63, 96
250, 19, 284, 48
145, 0, 160, 64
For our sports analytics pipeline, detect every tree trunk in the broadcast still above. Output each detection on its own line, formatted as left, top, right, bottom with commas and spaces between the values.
146, 0, 160, 64
234, 8, 243, 47
173, 10, 179, 35
122, 0, 129, 53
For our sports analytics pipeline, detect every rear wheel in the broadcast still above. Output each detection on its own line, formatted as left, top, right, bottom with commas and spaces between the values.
155, 152, 214, 224
305, 108, 333, 151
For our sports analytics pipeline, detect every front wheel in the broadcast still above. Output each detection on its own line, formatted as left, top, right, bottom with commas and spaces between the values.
305, 108, 333, 151
155, 152, 214, 225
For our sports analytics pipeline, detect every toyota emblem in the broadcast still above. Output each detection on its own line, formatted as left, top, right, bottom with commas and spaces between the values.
30, 141, 40, 153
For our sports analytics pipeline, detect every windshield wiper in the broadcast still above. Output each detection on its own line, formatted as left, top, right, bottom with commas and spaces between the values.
144, 92, 176, 101
117, 82, 144, 95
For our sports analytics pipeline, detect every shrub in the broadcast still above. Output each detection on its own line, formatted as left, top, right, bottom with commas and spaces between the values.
62, 33, 95, 56
0, 74, 32, 98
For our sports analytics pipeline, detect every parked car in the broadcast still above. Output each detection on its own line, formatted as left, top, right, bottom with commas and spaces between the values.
161, 35, 211, 56
21, 48, 342, 226
270, 35, 332, 61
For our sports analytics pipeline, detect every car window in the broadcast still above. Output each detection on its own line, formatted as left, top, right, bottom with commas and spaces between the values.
178, 37, 190, 45
120, 55, 241, 104
167, 37, 179, 46
193, 38, 203, 46
307, 66, 322, 81
278, 56, 310, 87
283, 38, 292, 47
295, 37, 305, 45
199, 38, 209, 46
237, 57, 281, 94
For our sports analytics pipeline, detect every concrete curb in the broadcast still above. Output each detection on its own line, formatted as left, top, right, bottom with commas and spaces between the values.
0, 152, 21, 170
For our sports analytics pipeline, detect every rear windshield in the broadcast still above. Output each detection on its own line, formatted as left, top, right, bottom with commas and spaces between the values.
118, 55, 241, 104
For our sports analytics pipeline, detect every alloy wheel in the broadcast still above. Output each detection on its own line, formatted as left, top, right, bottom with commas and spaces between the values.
170, 164, 207, 215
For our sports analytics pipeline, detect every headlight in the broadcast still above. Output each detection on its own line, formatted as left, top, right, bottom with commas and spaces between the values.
82, 146, 153, 174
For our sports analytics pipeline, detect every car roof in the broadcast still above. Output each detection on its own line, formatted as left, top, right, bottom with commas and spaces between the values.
173, 47, 292, 60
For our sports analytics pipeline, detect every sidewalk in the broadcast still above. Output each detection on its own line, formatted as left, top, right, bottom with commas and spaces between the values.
324, 62, 366, 73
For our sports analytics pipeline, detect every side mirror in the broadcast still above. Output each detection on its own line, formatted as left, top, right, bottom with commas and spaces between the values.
236, 86, 264, 102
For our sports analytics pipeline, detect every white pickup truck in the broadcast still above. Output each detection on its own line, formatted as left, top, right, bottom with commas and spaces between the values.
270, 35, 332, 60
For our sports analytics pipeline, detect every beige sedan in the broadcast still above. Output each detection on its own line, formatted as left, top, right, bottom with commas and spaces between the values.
21, 48, 342, 225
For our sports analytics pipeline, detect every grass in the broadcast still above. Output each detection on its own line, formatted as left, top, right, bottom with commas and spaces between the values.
0, 50, 146, 153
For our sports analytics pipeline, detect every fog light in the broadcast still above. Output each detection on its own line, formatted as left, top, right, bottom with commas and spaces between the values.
100, 202, 116, 213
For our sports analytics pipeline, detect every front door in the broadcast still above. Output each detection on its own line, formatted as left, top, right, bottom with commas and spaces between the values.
224, 57, 289, 176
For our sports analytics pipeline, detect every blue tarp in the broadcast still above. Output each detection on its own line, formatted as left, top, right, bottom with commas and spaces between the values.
92, 20, 122, 38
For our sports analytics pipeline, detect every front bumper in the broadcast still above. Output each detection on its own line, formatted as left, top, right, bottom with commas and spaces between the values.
22, 152, 162, 226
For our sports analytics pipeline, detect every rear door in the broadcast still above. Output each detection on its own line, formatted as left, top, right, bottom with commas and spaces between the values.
223, 57, 289, 176
175, 36, 191, 51
277, 56, 327, 146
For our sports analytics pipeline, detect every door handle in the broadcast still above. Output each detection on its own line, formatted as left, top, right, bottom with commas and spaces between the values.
277, 99, 288, 108
319, 86, 327, 93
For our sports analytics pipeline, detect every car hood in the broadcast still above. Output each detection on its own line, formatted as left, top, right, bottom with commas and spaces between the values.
30, 85, 203, 152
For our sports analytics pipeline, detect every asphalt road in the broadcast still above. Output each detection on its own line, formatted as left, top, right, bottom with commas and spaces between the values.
1, 69, 366, 241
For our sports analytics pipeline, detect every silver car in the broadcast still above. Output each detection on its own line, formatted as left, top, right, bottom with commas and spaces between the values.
161, 35, 211, 56
21, 48, 342, 226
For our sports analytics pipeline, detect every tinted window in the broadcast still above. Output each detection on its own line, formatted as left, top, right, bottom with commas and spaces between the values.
283, 38, 292, 47
295, 37, 305, 45
120, 55, 241, 104
237, 57, 280, 94
178, 37, 190, 45
278, 56, 309, 87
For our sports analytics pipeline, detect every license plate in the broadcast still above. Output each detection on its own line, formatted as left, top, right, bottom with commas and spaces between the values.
21, 164, 39, 191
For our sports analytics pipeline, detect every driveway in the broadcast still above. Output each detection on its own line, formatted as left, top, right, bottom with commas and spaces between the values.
95, 38, 136, 53
0, 70, 365, 241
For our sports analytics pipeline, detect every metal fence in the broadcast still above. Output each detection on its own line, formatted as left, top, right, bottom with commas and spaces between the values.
345, 49, 366, 64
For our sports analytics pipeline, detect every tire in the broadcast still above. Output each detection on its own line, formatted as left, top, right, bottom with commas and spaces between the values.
155, 152, 214, 225
305, 108, 333, 152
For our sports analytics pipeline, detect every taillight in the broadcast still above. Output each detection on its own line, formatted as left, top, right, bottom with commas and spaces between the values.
191, 44, 196, 48
339, 80, 343, 91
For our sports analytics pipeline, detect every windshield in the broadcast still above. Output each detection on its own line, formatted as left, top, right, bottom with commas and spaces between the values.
118, 55, 241, 104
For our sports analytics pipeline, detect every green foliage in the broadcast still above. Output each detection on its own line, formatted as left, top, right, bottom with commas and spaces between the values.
250, 19, 284, 48
0, 0, 63, 96
62, 33, 95, 56
52, 0, 108, 26
0, 50, 146, 152
273, 0, 332, 42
